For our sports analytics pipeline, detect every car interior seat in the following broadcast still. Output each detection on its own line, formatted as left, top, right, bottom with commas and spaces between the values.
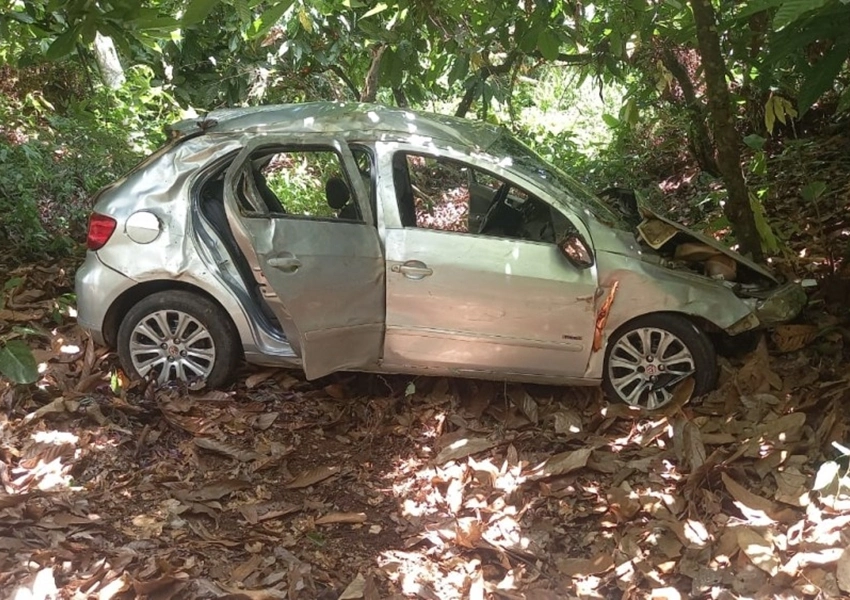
325, 177, 360, 220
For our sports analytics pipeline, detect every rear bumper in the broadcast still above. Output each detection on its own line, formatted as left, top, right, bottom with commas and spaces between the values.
74, 252, 135, 346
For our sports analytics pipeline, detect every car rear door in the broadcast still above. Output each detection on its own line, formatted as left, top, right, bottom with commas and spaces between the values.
223, 137, 385, 379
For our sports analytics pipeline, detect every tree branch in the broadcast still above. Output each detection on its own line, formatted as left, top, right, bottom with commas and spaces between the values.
327, 65, 361, 99
454, 51, 594, 118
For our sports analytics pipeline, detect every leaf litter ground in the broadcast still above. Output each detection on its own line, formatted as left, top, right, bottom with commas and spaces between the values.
2, 259, 850, 600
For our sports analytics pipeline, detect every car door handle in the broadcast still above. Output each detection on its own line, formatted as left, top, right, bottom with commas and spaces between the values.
267, 256, 302, 273
392, 261, 433, 279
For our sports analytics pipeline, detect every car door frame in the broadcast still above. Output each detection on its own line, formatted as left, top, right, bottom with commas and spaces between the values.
375, 141, 601, 381
222, 135, 385, 379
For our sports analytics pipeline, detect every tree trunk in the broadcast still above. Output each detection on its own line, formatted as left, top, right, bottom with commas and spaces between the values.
93, 32, 125, 90
689, 0, 763, 261
360, 45, 385, 102
661, 48, 719, 176
392, 86, 408, 107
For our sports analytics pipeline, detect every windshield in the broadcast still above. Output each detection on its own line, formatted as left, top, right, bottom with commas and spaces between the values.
489, 134, 627, 230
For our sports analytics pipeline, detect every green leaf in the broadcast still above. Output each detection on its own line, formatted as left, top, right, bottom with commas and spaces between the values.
801, 181, 827, 202
0, 340, 38, 384
254, 0, 293, 37
749, 192, 779, 254
750, 151, 767, 176
298, 6, 313, 32
773, 0, 829, 29
743, 133, 767, 150
602, 113, 620, 128
537, 29, 560, 61
182, 0, 220, 25
231, 0, 251, 24
45, 26, 81, 60
362, 2, 388, 18
837, 86, 850, 113
797, 41, 850, 113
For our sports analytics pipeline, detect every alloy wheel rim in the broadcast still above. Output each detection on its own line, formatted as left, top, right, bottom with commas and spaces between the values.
607, 326, 696, 409
128, 309, 216, 385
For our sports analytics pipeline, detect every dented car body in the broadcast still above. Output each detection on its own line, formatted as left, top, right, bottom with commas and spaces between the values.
75, 102, 806, 408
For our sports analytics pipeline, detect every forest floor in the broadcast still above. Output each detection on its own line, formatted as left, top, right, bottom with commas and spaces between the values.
3, 131, 850, 600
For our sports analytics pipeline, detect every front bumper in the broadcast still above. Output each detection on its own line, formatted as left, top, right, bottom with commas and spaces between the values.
755, 282, 808, 326
75, 252, 135, 346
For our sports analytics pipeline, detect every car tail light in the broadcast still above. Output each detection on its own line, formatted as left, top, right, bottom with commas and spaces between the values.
87, 213, 117, 250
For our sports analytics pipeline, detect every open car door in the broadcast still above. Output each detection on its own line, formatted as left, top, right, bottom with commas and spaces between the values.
222, 137, 385, 379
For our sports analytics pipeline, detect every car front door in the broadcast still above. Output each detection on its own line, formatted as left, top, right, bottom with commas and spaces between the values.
377, 145, 599, 380
223, 137, 385, 379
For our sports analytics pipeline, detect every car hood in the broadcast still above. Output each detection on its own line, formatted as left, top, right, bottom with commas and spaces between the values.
634, 209, 779, 285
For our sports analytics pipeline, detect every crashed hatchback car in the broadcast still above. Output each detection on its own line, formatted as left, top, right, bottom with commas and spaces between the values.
75, 102, 805, 409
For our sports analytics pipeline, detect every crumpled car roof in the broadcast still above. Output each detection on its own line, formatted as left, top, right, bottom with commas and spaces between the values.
169, 101, 503, 150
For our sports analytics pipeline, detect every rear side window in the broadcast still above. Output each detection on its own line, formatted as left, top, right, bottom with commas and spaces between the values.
242, 148, 363, 222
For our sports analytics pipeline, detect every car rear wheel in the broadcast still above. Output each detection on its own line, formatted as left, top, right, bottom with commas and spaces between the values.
602, 314, 716, 409
117, 290, 240, 388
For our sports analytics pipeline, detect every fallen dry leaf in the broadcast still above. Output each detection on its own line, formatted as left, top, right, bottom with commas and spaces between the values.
736, 527, 779, 576
838, 547, 850, 593
284, 465, 340, 489
339, 573, 366, 600
722, 472, 776, 517
194, 437, 261, 462
246, 370, 277, 389
434, 437, 497, 464
315, 512, 367, 525
182, 478, 251, 502
529, 447, 592, 480
556, 553, 615, 577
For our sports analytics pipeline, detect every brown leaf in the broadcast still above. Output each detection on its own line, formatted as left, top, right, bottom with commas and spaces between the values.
249, 412, 279, 431
435, 437, 497, 464
838, 547, 850, 593
722, 472, 776, 517
0, 308, 44, 321
339, 573, 366, 600
194, 438, 261, 462
529, 448, 592, 480
284, 465, 339, 489
683, 421, 706, 471
315, 512, 367, 525
245, 370, 276, 389
23, 397, 79, 424
184, 479, 251, 502
324, 383, 348, 399
556, 553, 615, 577
231, 554, 263, 583
736, 527, 779, 576
193, 390, 233, 402
507, 385, 538, 425
552, 409, 583, 435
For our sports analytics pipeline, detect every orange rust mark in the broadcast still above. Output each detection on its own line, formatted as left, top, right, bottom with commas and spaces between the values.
592, 280, 620, 353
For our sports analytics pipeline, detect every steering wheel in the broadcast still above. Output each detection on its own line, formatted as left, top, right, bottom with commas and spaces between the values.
477, 183, 511, 235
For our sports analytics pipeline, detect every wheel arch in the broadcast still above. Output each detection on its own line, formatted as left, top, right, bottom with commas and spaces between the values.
101, 280, 243, 358
606, 310, 719, 344
586, 309, 718, 380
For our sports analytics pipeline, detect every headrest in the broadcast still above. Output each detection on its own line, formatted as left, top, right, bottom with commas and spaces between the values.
325, 177, 351, 209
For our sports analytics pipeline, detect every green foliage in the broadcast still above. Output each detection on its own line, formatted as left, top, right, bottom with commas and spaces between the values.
0, 64, 181, 260
0, 339, 38, 384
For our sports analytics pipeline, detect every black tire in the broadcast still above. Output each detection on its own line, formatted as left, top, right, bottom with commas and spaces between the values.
602, 313, 717, 409
117, 290, 241, 388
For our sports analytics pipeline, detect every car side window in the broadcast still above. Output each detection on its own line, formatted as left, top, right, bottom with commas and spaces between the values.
393, 152, 556, 244
239, 147, 363, 222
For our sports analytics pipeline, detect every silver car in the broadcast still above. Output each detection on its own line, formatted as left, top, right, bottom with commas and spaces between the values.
75, 102, 805, 409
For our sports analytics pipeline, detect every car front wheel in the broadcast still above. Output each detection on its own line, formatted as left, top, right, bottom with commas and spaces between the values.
602, 314, 717, 409
117, 290, 240, 388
